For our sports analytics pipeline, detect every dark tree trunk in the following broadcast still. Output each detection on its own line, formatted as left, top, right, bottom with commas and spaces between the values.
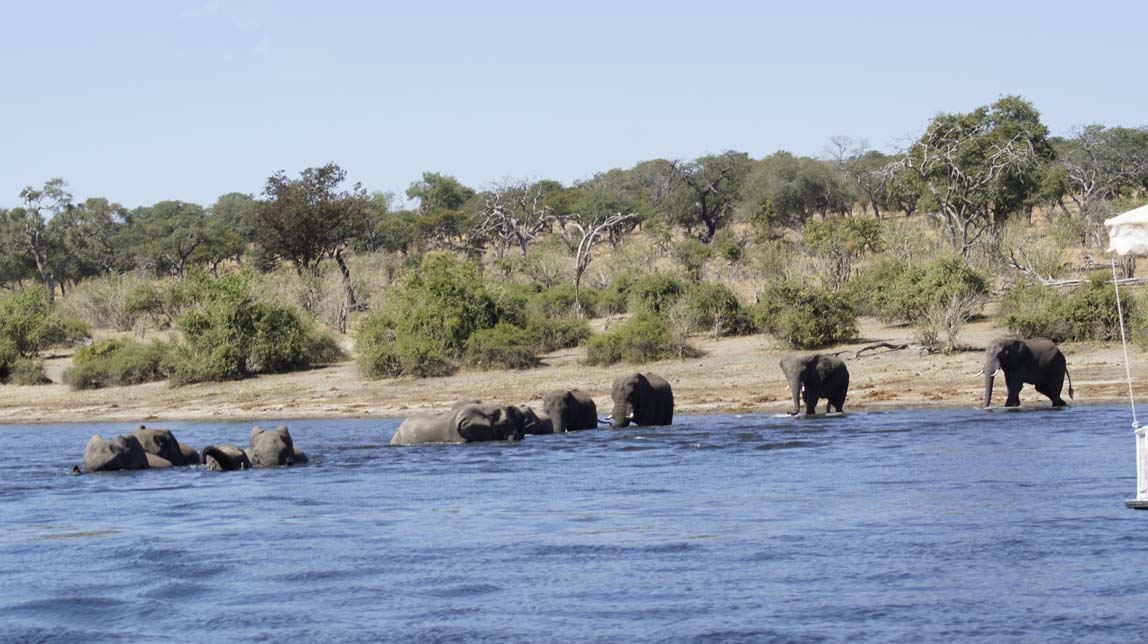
334, 248, 359, 311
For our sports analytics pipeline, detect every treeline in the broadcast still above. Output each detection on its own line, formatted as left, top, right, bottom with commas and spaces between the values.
2, 95, 1148, 386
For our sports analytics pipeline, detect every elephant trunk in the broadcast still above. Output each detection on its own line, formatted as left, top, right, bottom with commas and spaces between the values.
984, 373, 995, 408
612, 402, 631, 428
789, 375, 802, 415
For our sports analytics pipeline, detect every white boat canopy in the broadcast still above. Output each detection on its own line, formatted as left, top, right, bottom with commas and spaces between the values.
1104, 204, 1148, 256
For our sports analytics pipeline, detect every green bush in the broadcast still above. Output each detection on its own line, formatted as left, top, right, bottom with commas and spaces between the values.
464, 323, 541, 370
169, 272, 339, 385
851, 255, 988, 323
683, 283, 754, 337
356, 255, 499, 378
9, 358, 50, 385
754, 282, 857, 349
585, 312, 687, 366
64, 339, 176, 390
0, 286, 89, 382
673, 238, 712, 281
1001, 273, 1128, 342
529, 283, 601, 319
598, 271, 639, 315
525, 316, 591, 353
627, 273, 687, 315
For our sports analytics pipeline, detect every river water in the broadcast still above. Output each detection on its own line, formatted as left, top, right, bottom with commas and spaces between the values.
0, 405, 1145, 643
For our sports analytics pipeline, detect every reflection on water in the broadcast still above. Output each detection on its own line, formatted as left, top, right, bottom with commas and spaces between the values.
0, 405, 1144, 642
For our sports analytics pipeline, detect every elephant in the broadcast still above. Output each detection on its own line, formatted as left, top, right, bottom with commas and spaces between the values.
391, 402, 527, 445
982, 337, 1074, 407
610, 372, 673, 427
543, 389, 599, 433
83, 433, 149, 472
133, 425, 199, 467
780, 353, 849, 416
519, 405, 554, 435
248, 425, 308, 467
201, 444, 252, 471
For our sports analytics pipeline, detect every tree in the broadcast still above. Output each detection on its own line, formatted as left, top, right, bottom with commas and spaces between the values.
900, 96, 1052, 257
12, 179, 72, 300
474, 179, 568, 257
406, 171, 476, 215
53, 197, 130, 282
253, 163, 369, 308
126, 201, 213, 278
827, 137, 891, 218
670, 151, 751, 242
738, 152, 852, 229
207, 192, 257, 270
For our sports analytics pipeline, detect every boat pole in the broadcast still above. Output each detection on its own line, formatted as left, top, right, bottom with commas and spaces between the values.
1114, 257, 1148, 507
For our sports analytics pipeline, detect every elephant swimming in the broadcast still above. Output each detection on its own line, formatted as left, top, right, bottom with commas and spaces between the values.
248, 425, 308, 467
780, 353, 849, 416
982, 337, 1074, 407
542, 389, 598, 433
83, 433, 150, 472
133, 426, 199, 467
201, 444, 252, 471
391, 401, 527, 445
610, 372, 673, 427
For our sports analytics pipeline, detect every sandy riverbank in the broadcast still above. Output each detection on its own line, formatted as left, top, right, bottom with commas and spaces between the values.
3, 313, 1146, 424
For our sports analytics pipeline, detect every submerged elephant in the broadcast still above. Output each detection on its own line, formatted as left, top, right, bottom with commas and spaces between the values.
519, 405, 553, 435
133, 426, 199, 467
248, 425, 308, 467
780, 353, 849, 416
391, 402, 527, 445
201, 444, 252, 471
83, 433, 150, 472
982, 337, 1074, 407
610, 372, 673, 427
543, 389, 598, 433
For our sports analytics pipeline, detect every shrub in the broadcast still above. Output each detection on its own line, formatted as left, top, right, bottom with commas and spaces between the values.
169, 272, 338, 385
585, 311, 697, 365
64, 339, 176, 390
525, 316, 591, 353
673, 238, 712, 281
0, 286, 89, 381
1001, 273, 1128, 342
9, 358, 50, 385
851, 255, 988, 323
60, 274, 151, 331
754, 282, 857, 349
530, 283, 591, 319
356, 255, 498, 378
683, 283, 754, 337
599, 271, 638, 315
464, 323, 541, 370
627, 273, 687, 315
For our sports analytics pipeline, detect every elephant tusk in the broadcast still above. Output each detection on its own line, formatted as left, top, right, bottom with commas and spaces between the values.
972, 369, 984, 377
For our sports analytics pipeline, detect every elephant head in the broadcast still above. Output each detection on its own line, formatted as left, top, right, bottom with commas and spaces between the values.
202, 444, 252, 471
543, 390, 598, 433
518, 405, 554, 435
610, 372, 673, 427
247, 425, 307, 467
455, 404, 526, 442
133, 425, 198, 467
83, 434, 149, 472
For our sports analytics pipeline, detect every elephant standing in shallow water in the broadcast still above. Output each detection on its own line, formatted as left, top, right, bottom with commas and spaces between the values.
610, 373, 673, 427
542, 390, 598, 433
391, 402, 527, 445
202, 425, 308, 471
780, 353, 849, 416
982, 337, 1073, 407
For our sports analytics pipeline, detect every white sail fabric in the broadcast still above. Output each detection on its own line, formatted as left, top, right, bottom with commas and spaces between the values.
1105, 204, 1148, 257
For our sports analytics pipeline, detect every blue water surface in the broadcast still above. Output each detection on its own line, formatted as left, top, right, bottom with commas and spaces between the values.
0, 404, 1145, 643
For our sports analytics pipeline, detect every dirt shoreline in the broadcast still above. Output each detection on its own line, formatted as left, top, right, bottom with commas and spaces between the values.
4, 315, 1147, 425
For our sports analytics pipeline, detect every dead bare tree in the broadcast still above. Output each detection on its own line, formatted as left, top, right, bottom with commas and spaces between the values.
567, 212, 635, 318
474, 179, 567, 257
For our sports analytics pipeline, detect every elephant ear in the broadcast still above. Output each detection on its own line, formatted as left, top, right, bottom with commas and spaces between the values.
250, 426, 265, 443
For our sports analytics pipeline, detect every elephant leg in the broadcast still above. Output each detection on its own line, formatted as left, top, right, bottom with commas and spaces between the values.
829, 393, 845, 413
1004, 374, 1023, 407
1036, 374, 1067, 407
804, 391, 818, 415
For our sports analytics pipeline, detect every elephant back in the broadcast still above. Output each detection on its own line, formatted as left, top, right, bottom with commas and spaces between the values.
83, 434, 149, 472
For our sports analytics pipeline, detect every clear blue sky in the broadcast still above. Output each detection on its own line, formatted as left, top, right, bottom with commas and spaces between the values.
2, 0, 1145, 209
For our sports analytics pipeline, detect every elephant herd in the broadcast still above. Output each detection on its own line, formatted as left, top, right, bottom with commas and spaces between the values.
81, 424, 307, 473
781, 335, 1074, 415
77, 336, 1075, 472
